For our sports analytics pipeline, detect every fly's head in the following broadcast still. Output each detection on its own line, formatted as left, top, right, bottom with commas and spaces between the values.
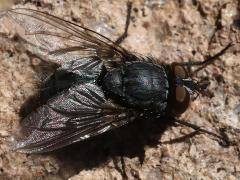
170, 63, 211, 115
168, 43, 233, 116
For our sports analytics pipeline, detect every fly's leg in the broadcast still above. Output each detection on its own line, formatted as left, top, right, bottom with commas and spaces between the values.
191, 42, 233, 74
112, 129, 128, 179
115, 1, 133, 45
175, 42, 233, 76
113, 157, 128, 179
170, 117, 231, 147
120, 156, 127, 179
160, 130, 199, 144
209, 3, 229, 45
179, 43, 232, 67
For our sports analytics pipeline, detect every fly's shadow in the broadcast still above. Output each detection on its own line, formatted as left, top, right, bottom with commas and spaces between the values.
18, 75, 198, 178
19, 81, 181, 178
19, 57, 58, 119
48, 116, 175, 177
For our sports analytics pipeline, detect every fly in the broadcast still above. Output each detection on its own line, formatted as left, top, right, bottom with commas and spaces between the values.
0, 2, 233, 153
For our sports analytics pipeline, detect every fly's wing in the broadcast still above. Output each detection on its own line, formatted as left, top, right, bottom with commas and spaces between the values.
15, 83, 138, 153
0, 8, 132, 67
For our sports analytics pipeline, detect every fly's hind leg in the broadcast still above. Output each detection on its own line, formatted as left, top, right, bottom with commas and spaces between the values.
170, 117, 231, 147
115, 1, 133, 45
160, 130, 199, 144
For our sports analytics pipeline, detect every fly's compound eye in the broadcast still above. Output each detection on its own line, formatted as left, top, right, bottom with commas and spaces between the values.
172, 86, 190, 115
176, 86, 186, 102
173, 65, 188, 79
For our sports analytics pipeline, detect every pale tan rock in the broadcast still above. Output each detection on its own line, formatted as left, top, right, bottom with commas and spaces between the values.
0, 0, 239, 179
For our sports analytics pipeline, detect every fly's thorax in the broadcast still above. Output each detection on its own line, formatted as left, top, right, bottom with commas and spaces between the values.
102, 62, 169, 112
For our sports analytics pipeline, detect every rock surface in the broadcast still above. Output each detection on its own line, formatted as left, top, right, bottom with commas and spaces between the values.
0, 0, 239, 179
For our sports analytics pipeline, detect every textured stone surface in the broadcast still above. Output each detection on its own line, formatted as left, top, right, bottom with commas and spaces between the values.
0, 0, 239, 179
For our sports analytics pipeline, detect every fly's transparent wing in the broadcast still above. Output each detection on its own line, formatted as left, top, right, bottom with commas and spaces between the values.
1, 8, 130, 66
15, 83, 138, 153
